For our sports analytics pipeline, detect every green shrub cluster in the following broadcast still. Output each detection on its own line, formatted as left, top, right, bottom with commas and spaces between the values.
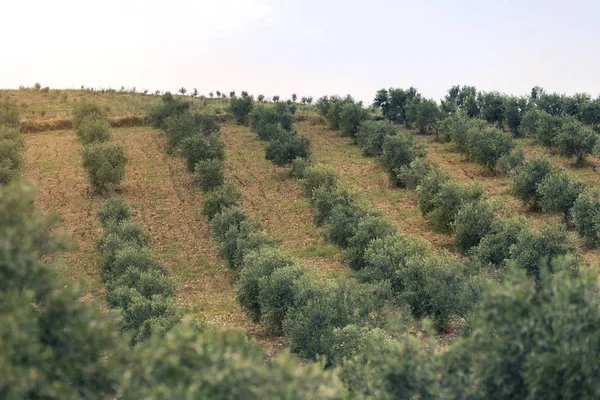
293, 161, 479, 330
0, 126, 24, 185
228, 92, 254, 125
73, 102, 127, 193
440, 113, 516, 171
148, 92, 191, 129
511, 156, 586, 224
199, 170, 390, 362
315, 95, 367, 137
76, 114, 111, 144
521, 109, 599, 165
0, 97, 21, 128
97, 198, 180, 344
1, 181, 349, 398
81, 142, 128, 193
251, 103, 310, 165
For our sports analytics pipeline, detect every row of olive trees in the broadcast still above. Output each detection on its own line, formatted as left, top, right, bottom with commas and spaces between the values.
0, 98, 24, 184
151, 96, 394, 366
0, 180, 353, 398
96, 198, 181, 344
512, 155, 600, 245
5, 177, 599, 397
72, 103, 128, 193
315, 97, 583, 273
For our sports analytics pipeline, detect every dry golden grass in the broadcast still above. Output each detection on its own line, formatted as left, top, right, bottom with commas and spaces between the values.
23, 129, 105, 298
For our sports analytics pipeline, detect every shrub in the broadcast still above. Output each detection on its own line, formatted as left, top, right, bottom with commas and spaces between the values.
356, 120, 397, 156
496, 147, 524, 174
396, 157, 438, 189
258, 264, 305, 335
519, 108, 543, 136
181, 133, 225, 172
120, 293, 180, 344
193, 113, 220, 135
339, 101, 368, 138
439, 113, 472, 151
572, 190, 600, 245
555, 119, 598, 166
329, 325, 393, 368
537, 169, 584, 219
283, 276, 387, 361
264, 133, 310, 165
311, 183, 353, 226
299, 165, 337, 198
201, 182, 242, 220
416, 168, 449, 215
99, 197, 131, 227
81, 142, 128, 193
228, 94, 254, 125
401, 254, 477, 330
106, 267, 175, 309
536, 111, 563, 147
471, 216, 527, 268
194, 158, 224, 192
380, 134, 423, 184
0, 126, 24, 148
0, 139, 23, 185
210, 206, 247, 242
443, 266, 600, 399
290, 156, 313, 179
453, 200, 496, 254
236, 248, 296, 322
108, 245, 164, 279
507, 224, 576, 280
250, 105, 293, 139
0, 98, 21, 128
346, 213, 396, 270
467, 127, 515, 170
362, 233, 429, 293
511, 155, 554, 208
326, 203, 365, 248
72, 102, 106, 129
218, 221, 276, 271
426, 181, 483, 233
76, 115, 111, 144
148, 92, 190, 129
163, 113, 202, 153
405, 97, 440, 134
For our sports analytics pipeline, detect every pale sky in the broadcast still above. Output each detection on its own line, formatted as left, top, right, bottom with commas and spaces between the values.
1, 0, 599, 103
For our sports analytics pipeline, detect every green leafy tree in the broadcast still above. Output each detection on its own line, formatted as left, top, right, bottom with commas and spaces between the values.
511, 156, 554, 209
453, 200, 496, 254
555, 119, 598, 166
228, 93, 254, 125
76, 115, 111, 144
478, 91, 506, 127
194, 158, 225, 192
467, 127, 515, 170
572, 190, 600, 245
0, 98, 21, 128
356, 120, 398, 156
237, 247, 296, 321
537, 169, 584, 220
426, 181, 483, 233
81, 142, 128, 193
380, 134, 423, 185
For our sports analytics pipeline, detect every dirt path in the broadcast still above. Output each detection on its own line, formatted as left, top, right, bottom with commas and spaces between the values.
220, 124, 346, 277
298, 121, 454, 251
23, 129, 104, 298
